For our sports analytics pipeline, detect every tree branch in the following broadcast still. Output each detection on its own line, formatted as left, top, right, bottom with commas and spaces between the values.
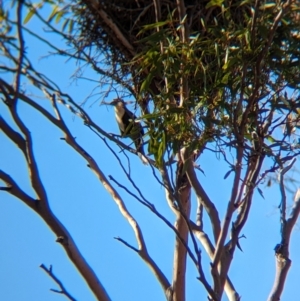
13, 0, 25, 103
83, 0, 135, 57
211, 145, 244, 297
1, 86, 111, 301
40, 264, 77, 301
0, 115, 26, 154
185, 157, 221, 243
268, 158, 299, 301
176, 0, 189, 107
0, 170, 37, 209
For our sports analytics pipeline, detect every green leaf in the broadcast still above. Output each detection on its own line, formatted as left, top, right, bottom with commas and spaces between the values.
141, 112, 162, 120
137, 30, 168, 44
222, 57, 240, 71
23, 8, 35, 24
239, 0, 252, 6
266, 135, 276, 143
260, 3, 276, 9
221, 72, 230, 84
55, 10, 64, 24
140, 71, 156, 94
157, 131, 166, 166
141, 20, 170, 32
139, 20, 170, 34
62, 18, 69, 32
148, 137, 158, 155
206, 0, 225, 9
23, 3, 44, 24
48, 5, 59, 22
68, 19, 74, 33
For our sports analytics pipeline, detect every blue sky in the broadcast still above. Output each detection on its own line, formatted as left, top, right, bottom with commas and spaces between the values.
1, 2, 300, 301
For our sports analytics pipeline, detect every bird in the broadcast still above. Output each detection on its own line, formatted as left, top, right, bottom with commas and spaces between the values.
107, 98, 147, 163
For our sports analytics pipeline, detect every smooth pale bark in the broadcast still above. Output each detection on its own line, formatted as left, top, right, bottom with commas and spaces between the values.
172, 187, 191, 301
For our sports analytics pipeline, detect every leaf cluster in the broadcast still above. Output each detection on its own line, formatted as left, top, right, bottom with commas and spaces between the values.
132, 1, 300, 166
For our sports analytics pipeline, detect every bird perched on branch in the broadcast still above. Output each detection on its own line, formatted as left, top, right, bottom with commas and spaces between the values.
106, 98, 147, 164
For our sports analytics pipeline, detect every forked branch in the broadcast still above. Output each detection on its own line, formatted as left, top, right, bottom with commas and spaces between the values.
40, 264, 76, 301
268, 158, 299, 301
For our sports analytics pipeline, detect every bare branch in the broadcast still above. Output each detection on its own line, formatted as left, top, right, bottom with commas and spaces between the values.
108, 170, 213, 296
115, 234, 172, 299
40, 264, 77, 301
191, 208, 240, 301
0, 115, 26, 154
279, 158, 297, 223
0, 77, 138, 160
0, 170, 110, 301
90, 127, 152, 203
2, 79, 194, 299
0, 84, 111, 301
0, 170, 37, 209
105, 177, 171, 296
8, 101, 48, 203
159, 164, 178, 214
286, 188, 300, 231
170, 148, 217, 301
211, 146, 244, 296
172, 186, 191, 301
39, 91, 172, 297
268, 159, 299, 301
114, 237, 139, 252
184, 149, 221, 242
13, 0, 25, 103
176, 0, 189, 107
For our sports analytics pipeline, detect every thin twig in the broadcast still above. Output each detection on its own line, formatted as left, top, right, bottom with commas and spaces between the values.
13, 0, 25, 103
114, 237, 139, 252
40, 264, 77, 301
279, 158, 297, 224
108, 176, 200, 269
268, 160, 299, 301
